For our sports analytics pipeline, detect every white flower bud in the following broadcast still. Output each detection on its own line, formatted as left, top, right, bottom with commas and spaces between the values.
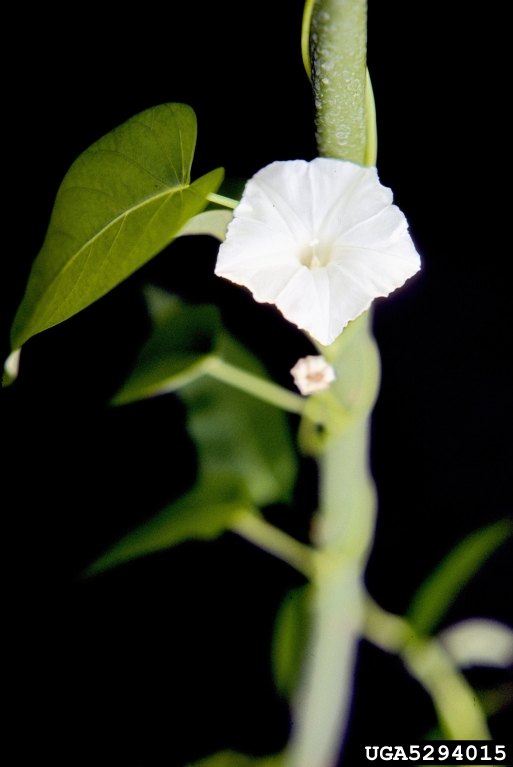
290, 355, 336, 395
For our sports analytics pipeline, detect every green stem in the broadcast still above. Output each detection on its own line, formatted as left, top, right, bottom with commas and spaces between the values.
229, 500, 493, 744
205, 357, 305, 414
230, 511, 315, 579
301, 0, 377, 166
310, 0, 368, 165
206, 192, 239, 209
285, 4, 377, 766
285, 310, 380, 767
364, 599, 491, 739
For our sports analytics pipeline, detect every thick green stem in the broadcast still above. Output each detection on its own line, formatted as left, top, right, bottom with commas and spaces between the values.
285, 3, 376, 765
285, 311, 380, 767
310, 0, 368, 164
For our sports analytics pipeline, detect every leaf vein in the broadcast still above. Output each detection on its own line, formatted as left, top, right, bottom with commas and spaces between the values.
86, 148, 177, 188
132, 111, 182, 184
44, 225, 104, 325
26, 187, 187, 333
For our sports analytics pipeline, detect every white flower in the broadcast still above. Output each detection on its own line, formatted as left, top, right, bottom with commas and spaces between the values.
290, 355, 336, 395
215, 158, 421, 346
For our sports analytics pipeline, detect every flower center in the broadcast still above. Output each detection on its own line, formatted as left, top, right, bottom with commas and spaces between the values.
307, 371, 326, 382
300, 238, 333, 270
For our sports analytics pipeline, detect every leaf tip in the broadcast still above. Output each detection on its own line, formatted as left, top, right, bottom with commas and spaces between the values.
81, 556, 112, 580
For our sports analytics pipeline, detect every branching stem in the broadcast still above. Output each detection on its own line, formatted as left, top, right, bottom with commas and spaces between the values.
230, 511, 315, 579
364, 598, 491, 739
229, 507, 492, 743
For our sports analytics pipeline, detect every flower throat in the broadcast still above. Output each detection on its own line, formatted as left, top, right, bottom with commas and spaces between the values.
301, 238, 333, 269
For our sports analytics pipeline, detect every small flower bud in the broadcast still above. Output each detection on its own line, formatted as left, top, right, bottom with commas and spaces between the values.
290, 355, 336, 395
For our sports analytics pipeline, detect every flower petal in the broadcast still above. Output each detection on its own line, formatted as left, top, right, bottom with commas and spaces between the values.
227, 161, 316, 248
274, 266, 332, 344
221, 264, 303, 305
309, 160, 393, 240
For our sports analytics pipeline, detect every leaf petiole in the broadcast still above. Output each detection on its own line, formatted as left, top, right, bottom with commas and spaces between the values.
205, 357, 305, 414
206, 192, 240, 209
230, 510, 314, 578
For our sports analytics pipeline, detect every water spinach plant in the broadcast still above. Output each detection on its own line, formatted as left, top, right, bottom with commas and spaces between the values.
5, 2, 511, 765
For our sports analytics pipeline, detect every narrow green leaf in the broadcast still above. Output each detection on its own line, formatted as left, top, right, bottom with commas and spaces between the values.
11, 103, 223, 349
112, 287, 221, 405
272, 585, 311, 699
187, 751, 283, 767
407, 519, 512, 635
85, 476, 248, 577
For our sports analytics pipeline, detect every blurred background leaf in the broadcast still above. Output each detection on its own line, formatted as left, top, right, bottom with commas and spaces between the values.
86, 475, 250, 576
407, 519, 512, 635
112, 286, 222, 404
91, 289, 298, 573
180, 331, 297, 507
272, 584, 311, 700
115, 287, 298, 507
189, 750, 283, 766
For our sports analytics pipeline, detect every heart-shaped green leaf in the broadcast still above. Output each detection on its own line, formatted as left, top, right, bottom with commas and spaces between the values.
10, 103, 223, 349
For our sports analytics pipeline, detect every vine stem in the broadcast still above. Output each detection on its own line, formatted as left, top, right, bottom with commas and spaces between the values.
281, 2, 490, 763
226, 510, 491, 745
285, 309, 380, 767
285, 2, 376, 765
364, 600, 491, 739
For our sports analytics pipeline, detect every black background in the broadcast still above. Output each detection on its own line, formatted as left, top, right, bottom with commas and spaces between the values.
3, 1, 511, 764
